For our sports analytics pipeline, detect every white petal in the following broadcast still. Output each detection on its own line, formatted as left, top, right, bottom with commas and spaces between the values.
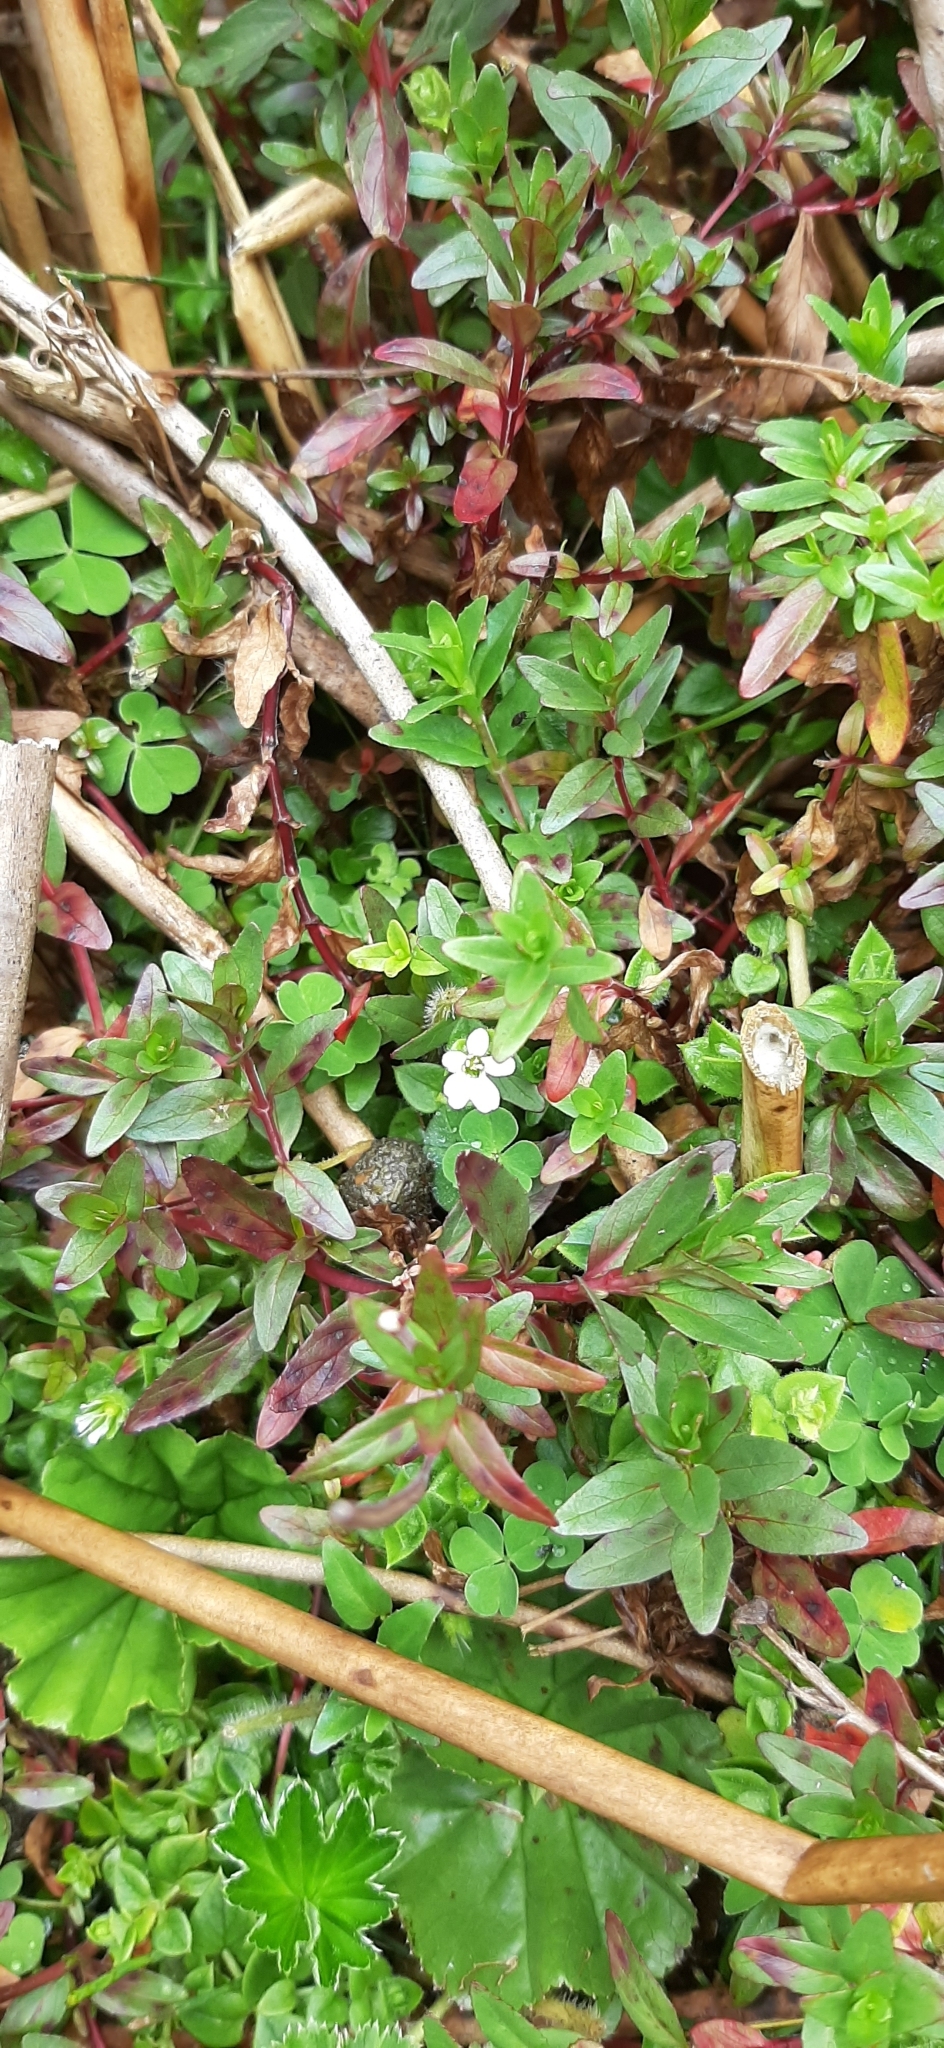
442, 1046, 467, 1074
466, 1027, 491, 1057
483, 1054, 516, 1077
443, 1071, 473, 1109
468, 1073, 500, 1113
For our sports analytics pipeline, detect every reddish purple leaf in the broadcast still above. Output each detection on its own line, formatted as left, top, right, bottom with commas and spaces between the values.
0, 571, 74, 663
375, 338, 499, 389
446, 1406, 556, 1523
347, 86, 409, 243
256, 1306, 358, 1450
732, 1939, 807, 1992
36, 881, 112, 951
293, 385, 418, 479
739, 578, 836, 700
863, 1668, 922, 1749
481, 1337, 606, 1395
753, 1552, 849, 1658
528, 362, 643, 405
0, 1904, 14, 1943
692, 2028, 799, 2048
851, 1505, 944, 1553
329, 1457, 434, 1530
180, 1156, 295, 1261
317, 239, 380, 368
456, 1153, 529, 1271
125, 1310, 263, 1430
867, 1298, 944, 1348
127, 1207, 187, 1272
453, 448, 518, 525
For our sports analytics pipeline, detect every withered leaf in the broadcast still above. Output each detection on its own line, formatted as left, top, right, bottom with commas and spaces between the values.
638, 886, 674, 961
232, 596, 287, 729
509, 423, 561, 542
757, 214, 832, 419
280, 674, 314, 758
856, 618, 912, 764
163, 615, 246, 659
566, 411, 618, 525
204, 763, 269, 835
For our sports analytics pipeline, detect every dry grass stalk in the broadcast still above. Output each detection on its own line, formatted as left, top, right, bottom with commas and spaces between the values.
19, 0, 94, 258
232, 176, 358, 259
739, 1002, 806, 1181
0, 738, 58, 1152
0, 467, 73, 520
135, 0, 321, 446
30, 0, 170, 370
88, 0, 162, 276
3, 1479, 944, 1904
0, 71, 53, 280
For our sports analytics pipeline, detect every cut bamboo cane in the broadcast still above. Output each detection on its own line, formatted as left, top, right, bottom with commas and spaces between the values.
232, 177, 358, 260
0, 738, 58, 1153
30, 0, 170, 371
134, 0, 319, 448
19, 0, 94, 260
1, 1479, 942, 1904
0, 72, 53, 281
738, 1001, 806, 1181
88, 0, 162, 277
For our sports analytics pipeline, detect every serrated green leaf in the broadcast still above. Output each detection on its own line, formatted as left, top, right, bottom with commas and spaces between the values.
216, 1785, 398, 1976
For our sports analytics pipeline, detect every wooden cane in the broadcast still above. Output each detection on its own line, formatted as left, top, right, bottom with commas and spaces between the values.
1, 1481, 943, 1906
0, 737, 57, 1153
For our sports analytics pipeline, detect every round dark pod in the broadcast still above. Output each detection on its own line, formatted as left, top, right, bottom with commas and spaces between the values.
338, 1138, 434, 1225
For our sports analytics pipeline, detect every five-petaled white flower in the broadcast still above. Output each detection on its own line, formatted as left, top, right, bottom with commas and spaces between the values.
441, 1027, 515, 1113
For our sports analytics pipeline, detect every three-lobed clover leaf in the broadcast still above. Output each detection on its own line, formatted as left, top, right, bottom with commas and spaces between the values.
216, 1782, 398, 1979
92, 692, 201, 816
4, 485, 147, 617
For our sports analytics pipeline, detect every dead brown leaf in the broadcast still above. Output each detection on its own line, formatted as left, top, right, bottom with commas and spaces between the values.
204, 763, 269, 835
593, 44, 652, 85
758, 214, 832, 418
167, 836, 283, 886
509, 423, 561, 542
263, 883, 301, 963
163, 615, 246, 659
232, 596, 287, 729
23, 1815, 64, 1898
280, 675, 314, 758
638, 887, 674, 960
565, 412, 619, 525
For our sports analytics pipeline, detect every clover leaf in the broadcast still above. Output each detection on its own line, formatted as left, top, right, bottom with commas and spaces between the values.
93, 691, 201, 816
449, 1513, 519, 1617
4, 485, 147, 617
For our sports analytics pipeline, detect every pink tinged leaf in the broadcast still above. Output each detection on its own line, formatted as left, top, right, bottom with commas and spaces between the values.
328, 1457, 434, 1530
180, 1156, 295, 1261
296, 1391, 456, 1480
347, 87, 409, 244
545, 1021, 592, 1104
453, 448, 518, 525
732, 1939, 808, 1992
375, 338, 499, 390
753, 1552, 849, 1659
498, 1398, 555, 1440
480, 1339, 606, 1394
863, 1668, 922, 1749
125, 1310, 264, 1430
851, 1505, 944, 1554
540, 1133, 598, 1183
293, 386, 419, 479
0, 571, 74, 663
692, 2028, 795, 2048
528, 362, 643, 404
738, 578, 836, 700
867, 1297, 944, 1348
446, 1406, 557, 1523
0, 1904, 14, 1942
456, 385, 505, 441
36, 881, 112, 951
256, 1306, 358, 1450
317, 239, 380, 368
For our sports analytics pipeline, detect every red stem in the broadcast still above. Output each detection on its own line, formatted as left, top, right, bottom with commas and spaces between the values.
73, 593, 174, 684
612, 757, 674, 908
71, 946, 106, 1035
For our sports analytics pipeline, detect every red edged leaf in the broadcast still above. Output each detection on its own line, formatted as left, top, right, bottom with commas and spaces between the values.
125, 1310, 263, 1430
330, 1458, 435, 1530
0, 571, 74, 663
739, 578, 836, 700
256, 1306, 358, 1450
856, 618, 912, 765
539, 1133, 597, 1183
732, 1939, 809, 1992
36, 881, 112, 951
851, 1505, 944, 1553
180, 1156, 295, 1260
298, 1392, 456, 1480
545, 1021, 592, 1104
692, 2028, 798, 2048
456, 384, 505, 441
667, 790, 744, 880
866, 1298, 944, 1348
528, 363, 643, 405
863, 1668, 922, 1749
375, 339, 499, 389
317, 239, 380, 367
446, 1406, 556, 1523
453, 448, 517, 525
753, 1552, 850, 1658
293, 386, 418, 478
347, 86, 408, 243
481, 1338, 606, 1394
455, 1153, 529, 1271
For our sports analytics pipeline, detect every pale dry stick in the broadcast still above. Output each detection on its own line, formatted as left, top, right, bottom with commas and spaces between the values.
0, 739, 58, 1151
738, 1002, 806, 1181
232, 177, 358, 260
0, 469, 74, 522
912, 0, 944, 177
46, 783, 370, 1153
19, 0, 94, 259
134, 0, 322, 445
0, 1531, 731, 1702
0, 72, 53, 281
88, 0, 162, 277
30, 0, 169, 371
3, 1479, 943, 1906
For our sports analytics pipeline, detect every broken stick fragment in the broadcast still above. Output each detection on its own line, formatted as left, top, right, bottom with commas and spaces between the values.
0, 737, 58, 1153
739, 1000, 806, 1182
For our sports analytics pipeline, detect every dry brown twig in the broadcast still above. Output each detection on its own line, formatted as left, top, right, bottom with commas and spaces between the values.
0, 739, 58, 1152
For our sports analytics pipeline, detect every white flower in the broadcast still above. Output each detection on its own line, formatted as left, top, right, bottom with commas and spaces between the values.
441, 1027, 515, 1113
